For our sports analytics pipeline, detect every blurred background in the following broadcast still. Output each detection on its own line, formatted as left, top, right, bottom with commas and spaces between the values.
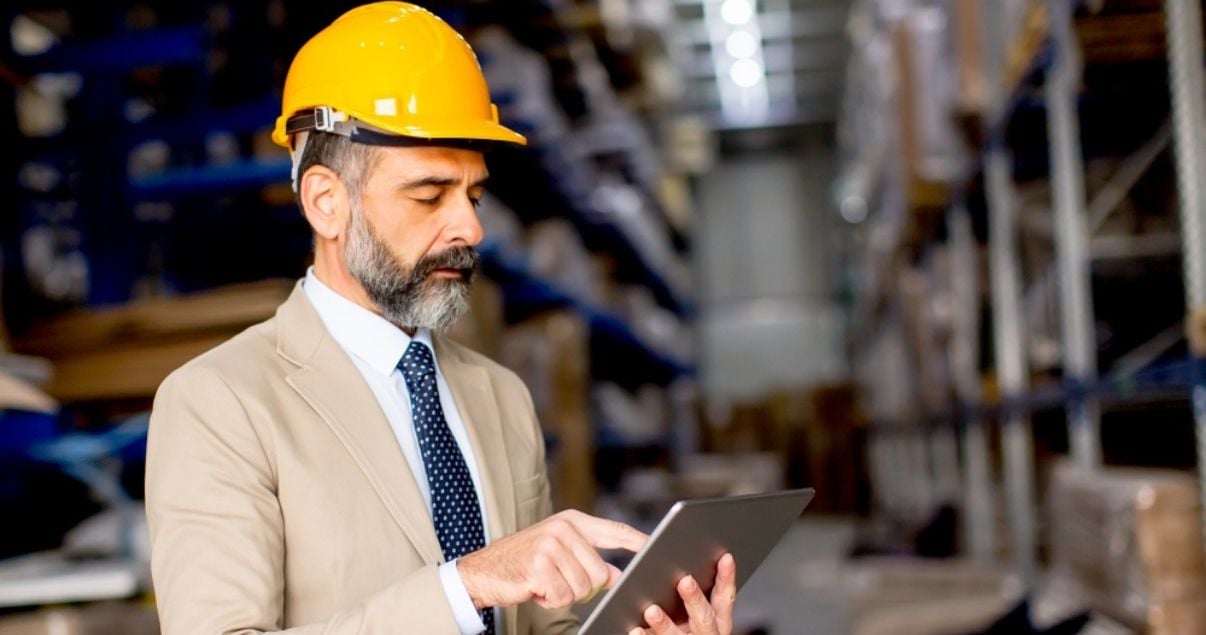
1, 0, 1205, 633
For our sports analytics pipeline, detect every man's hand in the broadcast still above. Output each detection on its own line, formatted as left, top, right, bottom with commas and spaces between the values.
457, 509, 648, 610
627, 553, 737, 635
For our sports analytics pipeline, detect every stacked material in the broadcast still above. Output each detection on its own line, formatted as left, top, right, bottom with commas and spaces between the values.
1047, 461, 1206, 635
14, 280, 293, 403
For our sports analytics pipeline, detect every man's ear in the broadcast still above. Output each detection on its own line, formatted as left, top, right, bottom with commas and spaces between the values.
300, 165, 347, 240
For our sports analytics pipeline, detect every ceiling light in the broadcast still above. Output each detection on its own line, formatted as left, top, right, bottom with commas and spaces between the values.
729, 58, 764, 87
720, 0, 754, 26
724, 30, 758, 59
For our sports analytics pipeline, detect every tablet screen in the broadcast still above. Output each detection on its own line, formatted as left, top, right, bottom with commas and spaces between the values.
579, 488, 814, 635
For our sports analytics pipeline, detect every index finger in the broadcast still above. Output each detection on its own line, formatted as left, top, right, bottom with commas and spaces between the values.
563, 511, 648, 552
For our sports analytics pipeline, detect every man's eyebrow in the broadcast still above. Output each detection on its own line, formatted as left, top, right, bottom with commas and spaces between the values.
396, 175, 491, 190
397, 176, 460, 190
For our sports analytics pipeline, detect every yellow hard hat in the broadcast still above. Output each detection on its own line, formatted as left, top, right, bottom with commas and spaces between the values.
271, 1, 526, 149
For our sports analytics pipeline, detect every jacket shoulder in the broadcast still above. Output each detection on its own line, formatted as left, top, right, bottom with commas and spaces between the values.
159, 317, 282, 391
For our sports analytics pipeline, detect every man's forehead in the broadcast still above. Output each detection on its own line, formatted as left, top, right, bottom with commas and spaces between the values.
374, 144, 488, 182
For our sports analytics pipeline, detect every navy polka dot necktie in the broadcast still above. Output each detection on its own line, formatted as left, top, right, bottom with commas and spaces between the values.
398, 340, 494, 634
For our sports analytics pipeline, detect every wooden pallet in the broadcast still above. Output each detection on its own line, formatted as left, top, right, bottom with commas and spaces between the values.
14, 280, 293, 403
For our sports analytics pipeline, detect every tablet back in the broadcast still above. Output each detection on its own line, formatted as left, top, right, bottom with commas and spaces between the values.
579, 488, 815, 635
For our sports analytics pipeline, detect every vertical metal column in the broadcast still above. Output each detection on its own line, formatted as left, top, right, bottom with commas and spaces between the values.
904, 430, 933, 519
930, 422, 963, 505
987, 146, 1038, 586
1046, 0, 1102, 470
949, 204, 997, 563
908, 264, 962, 508
1163, 0, 1206, 543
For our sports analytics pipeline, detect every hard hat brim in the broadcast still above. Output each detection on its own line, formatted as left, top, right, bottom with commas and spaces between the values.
384, 120, 528, 147
272, 112, 527, 149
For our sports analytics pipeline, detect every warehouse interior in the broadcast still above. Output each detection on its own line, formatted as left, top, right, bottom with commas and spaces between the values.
2, 0, 1206, 633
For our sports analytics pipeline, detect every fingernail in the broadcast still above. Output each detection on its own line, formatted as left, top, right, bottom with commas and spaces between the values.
646, 605, 664, 621
683, 576, 698, 592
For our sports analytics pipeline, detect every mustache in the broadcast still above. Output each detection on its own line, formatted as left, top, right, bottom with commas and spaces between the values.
412, 246, 480, 281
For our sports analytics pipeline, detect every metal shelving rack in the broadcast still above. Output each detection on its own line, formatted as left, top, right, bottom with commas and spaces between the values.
6, 1, 694, 392
1, 2, 701, 545
847, 0, 1206, 585
1163, 0, 1206, 542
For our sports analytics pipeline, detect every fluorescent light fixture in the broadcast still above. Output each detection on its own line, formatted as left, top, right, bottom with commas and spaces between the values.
724, 30, 758, 59
720, 0, 753, 26
704, 0, 768, 124
729, 58, 764, 87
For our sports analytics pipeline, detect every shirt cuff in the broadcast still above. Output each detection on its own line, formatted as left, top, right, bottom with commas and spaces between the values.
439, 559, 486, 635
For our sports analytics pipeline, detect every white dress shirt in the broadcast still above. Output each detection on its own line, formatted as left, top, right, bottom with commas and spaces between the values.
303, 268, 494, 634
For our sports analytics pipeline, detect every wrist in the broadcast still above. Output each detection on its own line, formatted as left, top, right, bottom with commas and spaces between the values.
456, 554, 489, 610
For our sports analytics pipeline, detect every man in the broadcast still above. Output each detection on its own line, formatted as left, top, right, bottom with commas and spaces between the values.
145, 3, 736, 634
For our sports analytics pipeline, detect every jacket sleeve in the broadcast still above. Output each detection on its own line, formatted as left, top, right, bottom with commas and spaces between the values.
513, 381, 581, 635
145, 365, 464, 635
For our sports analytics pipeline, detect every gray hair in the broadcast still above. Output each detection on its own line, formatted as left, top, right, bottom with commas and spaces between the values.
293, 131, 380, 211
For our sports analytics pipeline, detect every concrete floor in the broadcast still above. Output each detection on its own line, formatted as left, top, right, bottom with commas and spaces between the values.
732, 517, 1137, 635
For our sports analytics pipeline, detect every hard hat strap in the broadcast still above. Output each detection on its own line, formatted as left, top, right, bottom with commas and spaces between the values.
286, 106, 492, 150
343, 125, 492, 151
287, 106, 495, 191
287, 106, 352, 193
286, 106, 352, 138
289, 131, 309, 194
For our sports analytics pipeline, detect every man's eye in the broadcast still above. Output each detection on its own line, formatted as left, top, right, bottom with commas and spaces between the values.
470, 197, 482, 208
414, 196, 441, 205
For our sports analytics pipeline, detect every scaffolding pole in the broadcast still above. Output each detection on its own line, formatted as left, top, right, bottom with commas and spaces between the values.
948, 203, 997, 563
987, 146, 1038, 585
1163, 0, 1206, 544
1046, 0, 1101, 470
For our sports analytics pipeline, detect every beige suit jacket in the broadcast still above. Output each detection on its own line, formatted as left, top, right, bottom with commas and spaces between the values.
146, 282, 579, 634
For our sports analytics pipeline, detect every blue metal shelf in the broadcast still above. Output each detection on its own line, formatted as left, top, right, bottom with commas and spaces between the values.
486, 138, 691, 316
126, 97, 280, 146
24, 98, 280, 167
129, 158, 291, 200
480, 243, 691, 388
124, 164, 690, 387
19, 26, 207, 73
874, 358, 1200, 436
985, 359, 1196, 418
987, 40, 1055, 140
117, 111, 688, 315
586, 220, 690, 317
588, 315, 687, 390
536, 141, 687, 312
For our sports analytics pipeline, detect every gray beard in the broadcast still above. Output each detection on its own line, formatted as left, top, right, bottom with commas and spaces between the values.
344, 203, 477, 331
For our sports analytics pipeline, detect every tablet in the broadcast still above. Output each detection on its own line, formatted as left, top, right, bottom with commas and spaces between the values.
579, 488, 815, 635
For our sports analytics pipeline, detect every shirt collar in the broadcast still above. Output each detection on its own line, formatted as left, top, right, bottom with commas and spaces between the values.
302, 267, 437, 377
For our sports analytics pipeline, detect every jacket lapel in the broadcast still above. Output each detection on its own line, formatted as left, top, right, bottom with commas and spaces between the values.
275, 282, 524, 634
275, 283, 444, 564
434, 334, 518, 542
434, 335, 521, 635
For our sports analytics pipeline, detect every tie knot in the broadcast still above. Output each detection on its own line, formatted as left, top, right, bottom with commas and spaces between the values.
398, 340, 436, 381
